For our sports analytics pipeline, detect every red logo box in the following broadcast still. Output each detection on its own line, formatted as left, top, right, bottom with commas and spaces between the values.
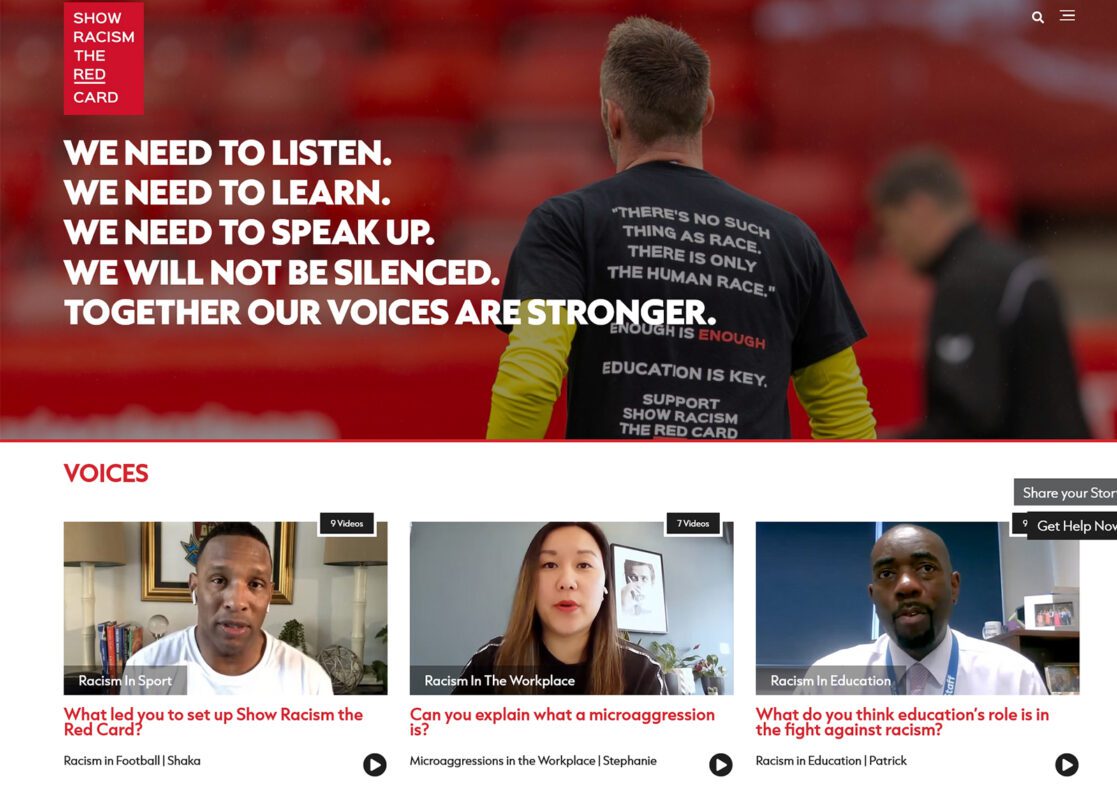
64, 2, 144, 115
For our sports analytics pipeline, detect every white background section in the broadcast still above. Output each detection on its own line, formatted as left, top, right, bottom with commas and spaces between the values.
3, 441, 1113, 794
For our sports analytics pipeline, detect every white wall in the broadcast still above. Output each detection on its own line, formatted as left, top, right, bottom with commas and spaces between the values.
63, 521, 388, 668
998, 522, 1080, 622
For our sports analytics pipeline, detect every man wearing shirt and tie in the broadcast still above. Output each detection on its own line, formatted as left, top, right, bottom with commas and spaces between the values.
798, 525, 1047, 695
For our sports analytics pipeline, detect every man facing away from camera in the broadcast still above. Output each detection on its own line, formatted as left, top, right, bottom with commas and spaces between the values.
488, 17, 875, 440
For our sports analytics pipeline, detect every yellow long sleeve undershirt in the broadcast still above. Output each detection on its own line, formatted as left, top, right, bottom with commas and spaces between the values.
486, 312, 577, 440
791, 347, 877, 439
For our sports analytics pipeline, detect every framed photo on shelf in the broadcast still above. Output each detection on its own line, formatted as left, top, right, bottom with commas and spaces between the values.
611, 544, 667, 635
141, 521, 295, 603
1024, 593, 1079, 632
1044, 663, 1080, 695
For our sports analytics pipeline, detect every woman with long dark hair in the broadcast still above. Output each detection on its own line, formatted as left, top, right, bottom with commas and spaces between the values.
454, 522, 665, 694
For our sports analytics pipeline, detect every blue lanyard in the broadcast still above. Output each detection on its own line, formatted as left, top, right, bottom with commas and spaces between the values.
886, 632, 959, 696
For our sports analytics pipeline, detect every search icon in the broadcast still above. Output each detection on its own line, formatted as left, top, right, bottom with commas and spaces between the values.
1032, 10, 1045, 23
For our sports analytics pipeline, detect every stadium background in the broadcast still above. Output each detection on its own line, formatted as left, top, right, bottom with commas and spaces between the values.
2, 0, 1114, 438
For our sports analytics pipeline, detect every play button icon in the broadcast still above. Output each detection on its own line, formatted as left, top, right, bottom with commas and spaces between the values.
709, 753, 732, 777
363, 753, 387, 777
1055, 753, 1078, 777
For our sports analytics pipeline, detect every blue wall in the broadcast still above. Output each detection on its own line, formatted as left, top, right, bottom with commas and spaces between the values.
756, 521, 1002, 667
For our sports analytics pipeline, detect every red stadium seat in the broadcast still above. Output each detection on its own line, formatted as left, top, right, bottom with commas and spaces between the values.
349, 46, 498, 122
756, 25, 1117, 210
2, 0, 225, 16
144, 28, 223, 118
654, 0, 765, 16
454, 146, 614, 222
701, 38, 763, 140
243, 0, 363, 15
143, 0, 229, 16
370, 151, 459, 231
516, 0, 643, 17
379, 0, 505, 28
1, 25, 62, 122
489, 45, 603, 123
723, 152, 865, 267
843, 253, 932, 326
431, 220, 523, 303
210, 39, 354, 129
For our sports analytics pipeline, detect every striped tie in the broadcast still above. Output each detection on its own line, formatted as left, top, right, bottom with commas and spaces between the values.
906, 663, 930, 695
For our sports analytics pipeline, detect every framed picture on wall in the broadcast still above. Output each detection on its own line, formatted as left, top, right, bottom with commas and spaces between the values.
611, 544, 667, 634
141, 522, 296, 603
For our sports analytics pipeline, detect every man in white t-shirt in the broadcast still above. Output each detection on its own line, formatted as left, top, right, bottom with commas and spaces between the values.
123, 522, 333, 695
797, 525, 1047, 695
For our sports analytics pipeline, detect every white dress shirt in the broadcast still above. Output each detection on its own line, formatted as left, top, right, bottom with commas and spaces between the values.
796, 627, 1049, 695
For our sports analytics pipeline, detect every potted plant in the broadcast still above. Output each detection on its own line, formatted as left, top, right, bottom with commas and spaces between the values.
648, 642, 700, 695
694, 654, 727, 695
278, 619, 307, 654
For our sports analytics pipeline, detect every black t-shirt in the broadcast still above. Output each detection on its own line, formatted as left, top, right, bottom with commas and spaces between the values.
452, 636, 666, 695
502, 161, 866, 439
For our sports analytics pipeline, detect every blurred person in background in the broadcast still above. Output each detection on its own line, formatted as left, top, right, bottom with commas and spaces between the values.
872, 149, 1090, 438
